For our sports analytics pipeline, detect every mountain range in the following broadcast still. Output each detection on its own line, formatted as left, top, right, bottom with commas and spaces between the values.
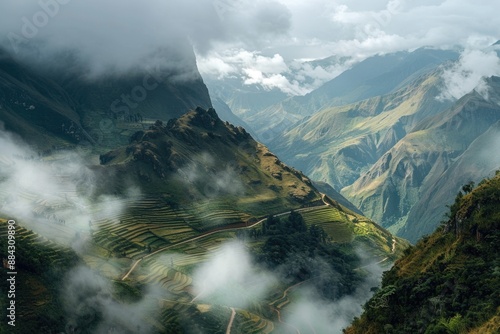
212, 46, 500, 243
1, 33, 499, 332
0, 46, 407, 333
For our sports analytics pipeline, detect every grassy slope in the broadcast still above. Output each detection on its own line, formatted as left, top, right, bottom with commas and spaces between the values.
0, 192, 407, 333
345, 173, 500, 334
98, 107, 322, 220
0, 219, 80, 334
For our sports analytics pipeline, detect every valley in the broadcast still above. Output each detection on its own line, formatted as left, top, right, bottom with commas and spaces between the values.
1, 3, 499, 332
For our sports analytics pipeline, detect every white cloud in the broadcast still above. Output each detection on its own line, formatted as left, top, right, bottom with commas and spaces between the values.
438, 49, 500, 101
198, 49, 353, 95
282, 253, 385, 333
191, 241, 277, 308
2, 1, 499, 94
0, 0, 292, 76
62, 265, 162, 333
201, 1, 500, 96
0, 128, 140, 252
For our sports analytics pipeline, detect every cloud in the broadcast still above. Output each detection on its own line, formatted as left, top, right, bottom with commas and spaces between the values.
0, 127, 140, 252
0, 0, 291, 76
260, 1, 500, 93
191, 241, 277, 308
2, 1, 499, 93
62, 265, 162, 334
438, 49, 500, 101
282, 253, 385, 333
199, 1, 500, 96
198, 49, 353, 95
175, 152, 245, 199
275, 0, 500, 59
189, 236, 388, 333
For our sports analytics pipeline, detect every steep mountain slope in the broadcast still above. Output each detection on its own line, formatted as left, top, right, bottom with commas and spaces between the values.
98, 107, 321, 217
0, 105, 409, 333
0, 45, 212, 149
271, 69, 452, 190
402, 120, 500, 240
0, 49, 89, 149
345, 174, 500, 334
312, 181, 364, 215
248, 48, 458, 139
343, 77, 500, 240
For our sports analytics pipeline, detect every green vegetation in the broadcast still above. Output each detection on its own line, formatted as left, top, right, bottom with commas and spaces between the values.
0, 44, 423, 334
0, 220, 80, 333
345, 174, 500, 334
254, 212, 362, 301
0, 101, 408, 333
302, 206, 354, 242
98, 107, 321, 221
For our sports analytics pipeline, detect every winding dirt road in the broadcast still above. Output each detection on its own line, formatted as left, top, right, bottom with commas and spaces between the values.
226, 307, 236, 334
121, 201, 328, 281
118, 193, 359, 333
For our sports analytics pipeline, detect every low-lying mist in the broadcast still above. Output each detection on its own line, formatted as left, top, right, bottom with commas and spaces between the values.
191, 241, 277, 309
0, 126, 140, 250
0, 126, 387, 333
189, 238, 385, 333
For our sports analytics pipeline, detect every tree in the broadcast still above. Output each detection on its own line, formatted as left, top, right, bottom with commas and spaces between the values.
462, 181, 475, 194
287, 210, 307, 233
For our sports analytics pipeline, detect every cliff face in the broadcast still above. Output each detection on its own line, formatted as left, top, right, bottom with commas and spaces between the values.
0, 43, 212, 149
343, 77, 500, 241
271, 70, 452, 191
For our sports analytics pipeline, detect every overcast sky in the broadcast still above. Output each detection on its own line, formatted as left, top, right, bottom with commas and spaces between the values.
1, 0, 499, 94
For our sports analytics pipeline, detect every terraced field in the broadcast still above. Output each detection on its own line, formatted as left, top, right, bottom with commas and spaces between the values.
0, 219, 80, 333
0, 219, 76, 267
302, 206, 354, 243
90, 196, 257, 260
158, 301, 230, 334
184, 200, 252, 231
232, 309, 274, 334
0, 191, 406, 333
139, 260, 193, 295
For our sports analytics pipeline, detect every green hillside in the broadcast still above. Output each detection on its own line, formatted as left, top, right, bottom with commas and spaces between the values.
345, 173, 500, 334
97, 107, 321, 217
0, 105, 408, 333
